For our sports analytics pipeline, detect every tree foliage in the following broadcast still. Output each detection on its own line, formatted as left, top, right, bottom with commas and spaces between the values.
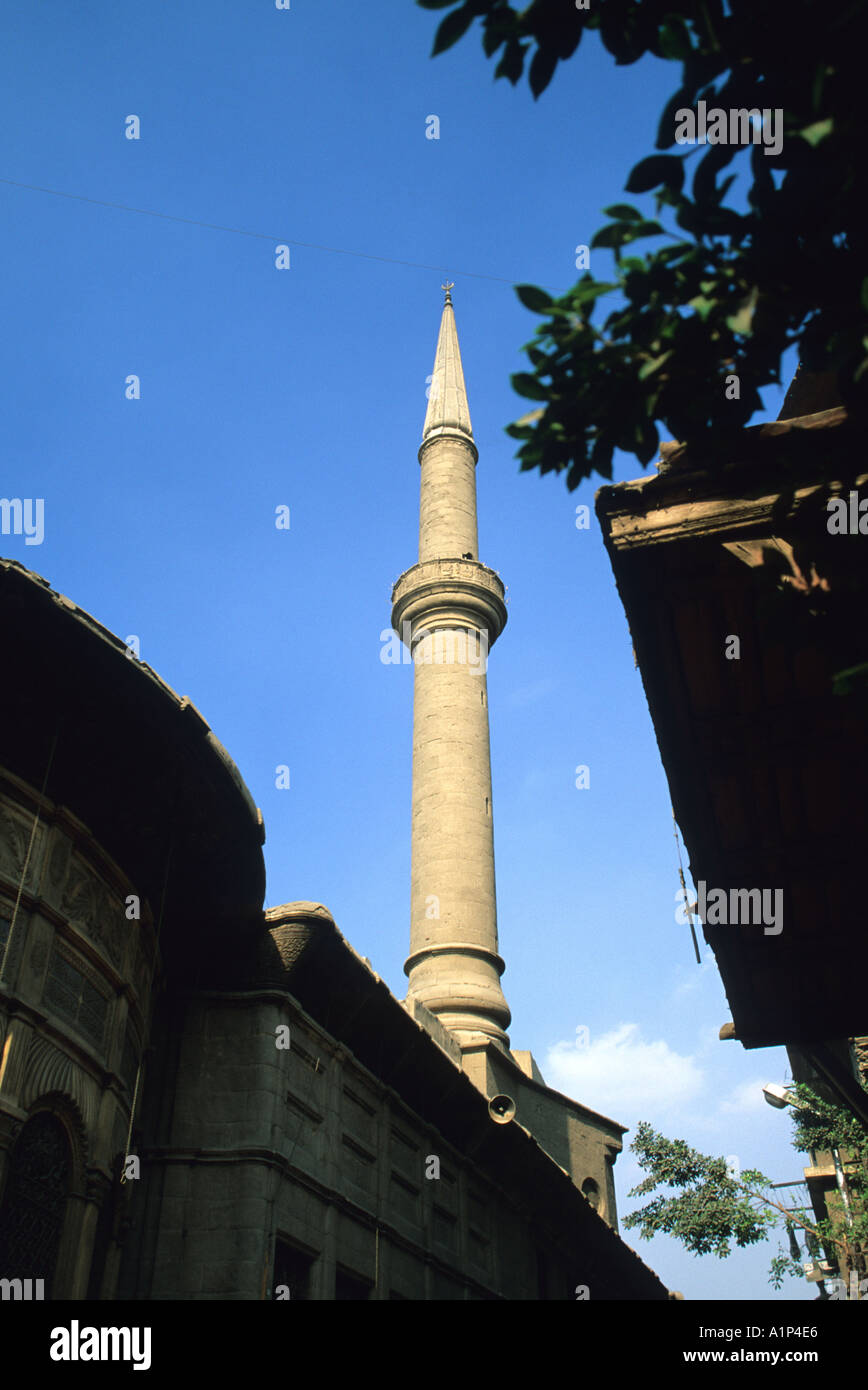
625, 1088, 868, 1292
787, 1082, 868, 1280
417, 0, 868, 486
624, 1122, 778, 1259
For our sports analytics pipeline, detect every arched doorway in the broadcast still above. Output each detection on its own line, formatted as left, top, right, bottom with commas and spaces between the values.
0, 1111, 72, 1297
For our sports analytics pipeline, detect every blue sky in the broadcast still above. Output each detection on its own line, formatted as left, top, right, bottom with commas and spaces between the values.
1, 2, 812, 1300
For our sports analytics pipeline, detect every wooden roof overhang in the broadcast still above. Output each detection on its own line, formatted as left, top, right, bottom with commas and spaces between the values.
595, 408, 868, 1048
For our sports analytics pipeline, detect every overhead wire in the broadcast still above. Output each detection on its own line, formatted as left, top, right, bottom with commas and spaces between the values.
0, 175, 553, 289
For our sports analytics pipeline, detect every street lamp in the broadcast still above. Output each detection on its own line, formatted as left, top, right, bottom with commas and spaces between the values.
763, 1082, 792, 1109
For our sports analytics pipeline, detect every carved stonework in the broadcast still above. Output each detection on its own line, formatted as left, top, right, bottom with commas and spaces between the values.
0, 798, 45, 896
0, 906, 28, 982
28, 934, 50, 977
85, 1167, 112, 1205
61, 857, 123, 969
22, 1037, 98, 1137
44, 830, 71, 908
12, 923, 53, 1005
0, 801, 26, 877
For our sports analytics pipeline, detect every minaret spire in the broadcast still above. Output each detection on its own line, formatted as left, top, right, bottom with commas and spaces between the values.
392, 289, 511, 1051
422, 282, 474, 452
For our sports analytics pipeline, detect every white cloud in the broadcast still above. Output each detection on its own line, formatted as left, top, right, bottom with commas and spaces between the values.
544, 1022, 704, 1122
719, 1077, 770, 1116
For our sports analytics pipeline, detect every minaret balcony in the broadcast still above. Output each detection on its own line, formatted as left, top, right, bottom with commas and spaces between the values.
390, 558, 507, 650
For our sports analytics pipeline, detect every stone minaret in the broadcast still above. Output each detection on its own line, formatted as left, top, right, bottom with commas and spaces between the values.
392, 286, 511, 1051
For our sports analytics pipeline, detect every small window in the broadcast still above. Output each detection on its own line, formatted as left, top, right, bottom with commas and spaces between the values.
335, 1266, 371, 1301
272, 1239, 315, 1300
582, 1178, 600, 1211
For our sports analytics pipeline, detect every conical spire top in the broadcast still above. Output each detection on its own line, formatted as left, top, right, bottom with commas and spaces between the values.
422, 285, 473, 444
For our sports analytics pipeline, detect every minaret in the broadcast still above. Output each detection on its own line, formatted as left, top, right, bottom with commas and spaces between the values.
392, 285, 511, 1051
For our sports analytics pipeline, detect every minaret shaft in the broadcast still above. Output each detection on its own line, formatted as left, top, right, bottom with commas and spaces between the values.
419, 435, 479, 562
392, 291, 510, 1051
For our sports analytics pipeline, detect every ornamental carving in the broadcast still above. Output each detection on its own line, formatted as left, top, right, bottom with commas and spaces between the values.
0, 799, 44, 895
22, 1037, 98, 1136
45, 831, 71, 906
60, 857, 123, 969
0, 906, 27, 979
28, 935, 49, 976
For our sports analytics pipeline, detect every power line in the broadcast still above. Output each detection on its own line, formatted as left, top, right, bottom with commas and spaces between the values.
0, 175, 531, 287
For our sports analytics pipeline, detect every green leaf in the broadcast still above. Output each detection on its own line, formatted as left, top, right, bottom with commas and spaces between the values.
688, 294, 717, 322
799, 118, 834, 147
726, 288, 758, 334
482, 23, 506, 58
417, 0, 455, 8
515, 283, 554, 313
511, 372, 549, 401
529, 45, 558, 98
635, 419, 660, 464
602, 203, 643, 222
568, 279, 618, 305
626, 154, 685, 195
655, 88, 691, 151
675, 200, 699, 234
631, 219, 664, 238
495, 36, 525, 83
658, 16, 692, 61
431, 4, 476, 56
638, 351, 673, 381
590, 434, 613, 480
593, 220, 663, 250
565, 460, 587, 491
693, 143, 737, 206
655, 243, 693, 265
854, 355, 868, 383
591, 224, 625, 250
